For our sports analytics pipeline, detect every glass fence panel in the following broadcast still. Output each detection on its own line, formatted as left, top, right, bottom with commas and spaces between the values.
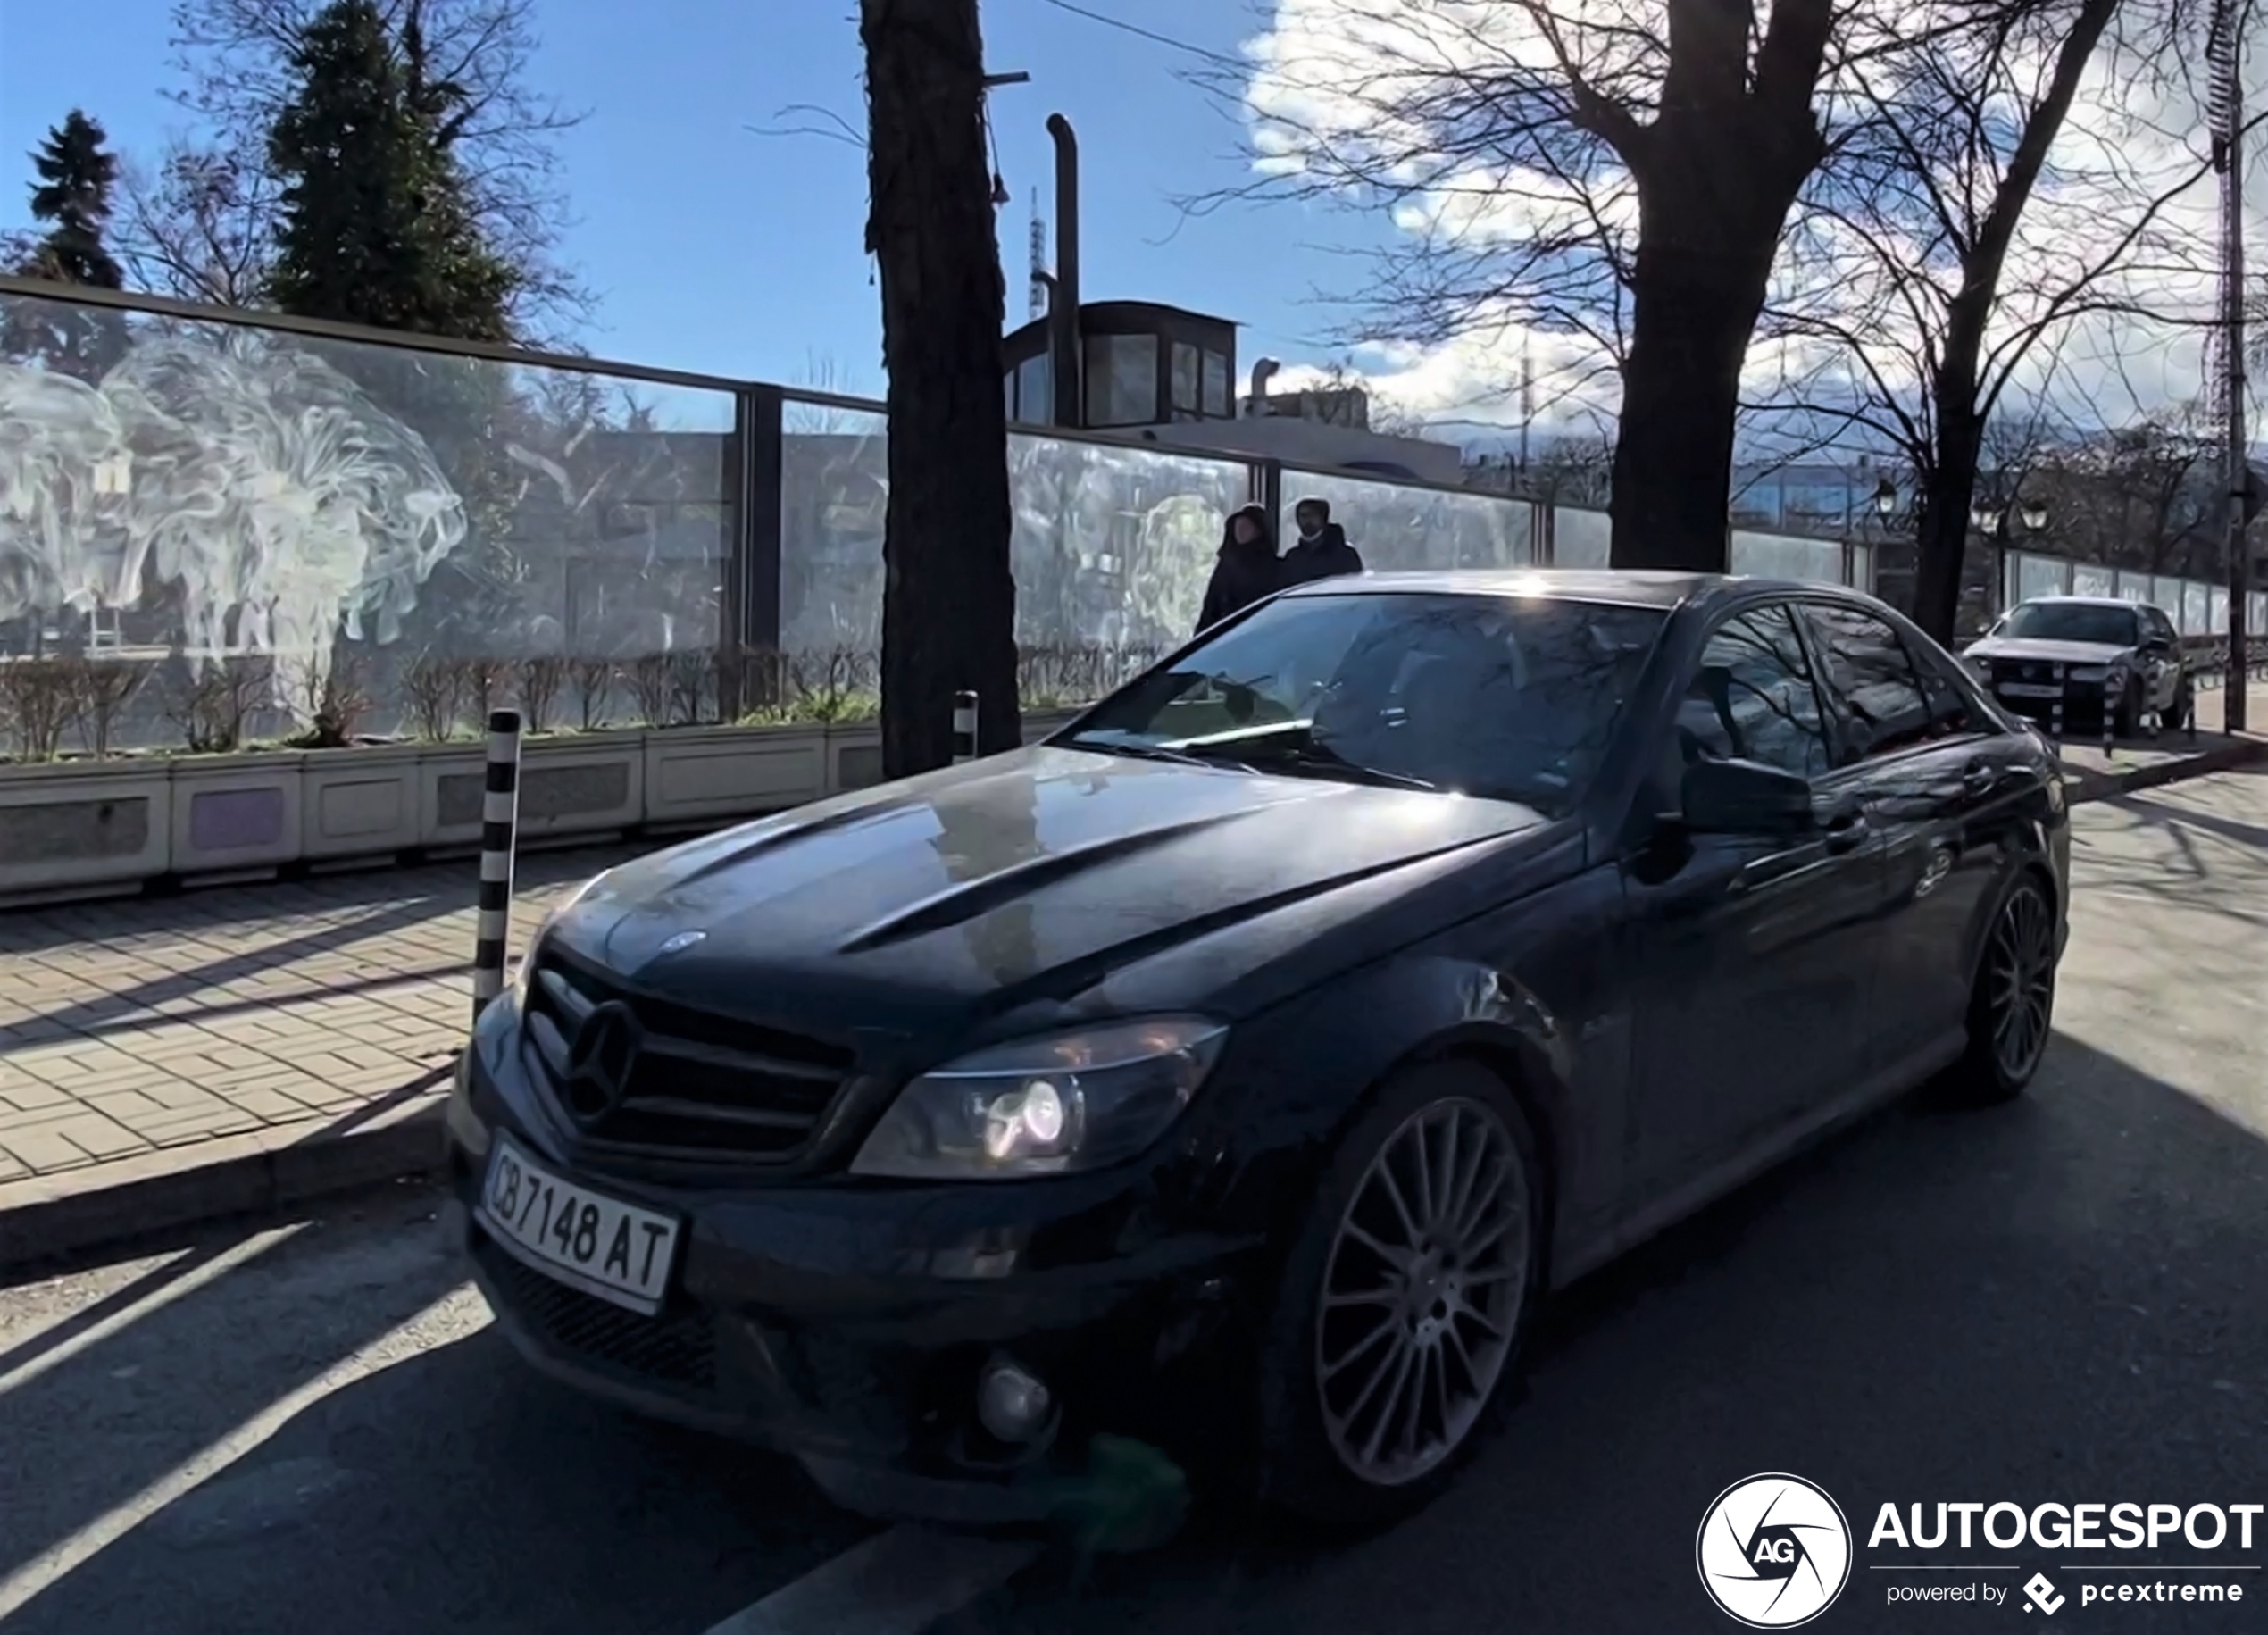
2184, 580, 2212, 635
1010, 433, 1251, 653
2112, 571, 2149, 602
1730, 530, 1844, 584
2210, 587, 2230, 632
1280, 471, 1533, 573
2147, 575, 2180, 617
780, 398, 888, 655
0, 287, 735, 749
2016, 554, 2070, 603
1850, 541, 1873, 593
1552, 505, 1611, 569
2071, 563, 2116, 598
2252, 592, 2267, 634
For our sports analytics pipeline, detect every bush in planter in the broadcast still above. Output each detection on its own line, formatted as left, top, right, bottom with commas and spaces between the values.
402, 655, 471, 742
165, 657, 273, 755
79, 658, 153, 757
283, 653, 372, 750
0, 655, 84, 763
569, 657, 615, 730
517, 655, 569, 733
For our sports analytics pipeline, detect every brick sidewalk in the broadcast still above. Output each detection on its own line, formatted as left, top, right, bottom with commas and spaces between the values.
0, 845, 640, 1187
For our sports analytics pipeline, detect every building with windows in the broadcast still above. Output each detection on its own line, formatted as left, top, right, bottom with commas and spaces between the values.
1001, 300, 1468, 485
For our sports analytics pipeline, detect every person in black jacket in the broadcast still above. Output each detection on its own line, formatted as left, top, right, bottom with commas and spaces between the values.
1281, 496, 1363, 585
1196, 504, 1281, 632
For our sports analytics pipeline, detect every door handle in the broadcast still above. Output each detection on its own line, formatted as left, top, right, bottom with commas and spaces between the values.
1962, 762, 1997, 796
1822, 812, 1869, 854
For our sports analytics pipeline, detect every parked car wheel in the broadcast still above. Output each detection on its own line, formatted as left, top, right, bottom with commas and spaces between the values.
1256, 1059, 1546, 1533
1949, 876, 2058, 1105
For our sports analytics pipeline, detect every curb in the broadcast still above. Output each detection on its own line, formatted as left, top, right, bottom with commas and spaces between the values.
2064, 734, 2268, 805
0, 1090, 448, 1276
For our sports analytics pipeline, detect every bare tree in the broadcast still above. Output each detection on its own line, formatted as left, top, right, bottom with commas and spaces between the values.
2028, 414, 2222, 575
1755, 0, 2222, 640
114, 138, 274, 305
162, 0, 588, 334
1190, 0, 1841, 571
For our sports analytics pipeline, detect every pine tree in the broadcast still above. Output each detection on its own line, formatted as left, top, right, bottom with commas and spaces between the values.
264, 0, 518, 341
25, 110, 124, 288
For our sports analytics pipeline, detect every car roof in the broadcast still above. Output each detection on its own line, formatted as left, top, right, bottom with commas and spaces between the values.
1277, 567, 1875, 613
2017, 596, 2132, 609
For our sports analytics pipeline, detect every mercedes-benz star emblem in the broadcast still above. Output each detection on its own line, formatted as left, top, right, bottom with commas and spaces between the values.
657, 930, 707, 955
561, 1001, 641, 1130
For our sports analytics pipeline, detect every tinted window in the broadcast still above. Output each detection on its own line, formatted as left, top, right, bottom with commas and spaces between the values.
1673, 605, 1833, 780
2001, 601, 2139, 646
1802, 605, 1938, 763
2142, 606, 2178, 645
1066, 592, 1669, 816
1911, 645, 1979, 734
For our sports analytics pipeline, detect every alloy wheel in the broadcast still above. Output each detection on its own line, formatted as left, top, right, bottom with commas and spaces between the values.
1313, 1097, 1530, 1488
1987, 885, 2055, 1081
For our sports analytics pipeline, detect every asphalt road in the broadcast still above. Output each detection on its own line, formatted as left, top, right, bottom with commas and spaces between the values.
3, 767, 2264, 1634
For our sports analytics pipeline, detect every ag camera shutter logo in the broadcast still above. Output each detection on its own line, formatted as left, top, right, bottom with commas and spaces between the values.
1697, 1472, 1854, 1627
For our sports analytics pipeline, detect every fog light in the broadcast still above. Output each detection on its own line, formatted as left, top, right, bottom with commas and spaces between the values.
976, 1356, 1054, 1443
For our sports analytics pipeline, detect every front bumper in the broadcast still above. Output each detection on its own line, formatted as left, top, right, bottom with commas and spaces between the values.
445, 1006, 1264, 1523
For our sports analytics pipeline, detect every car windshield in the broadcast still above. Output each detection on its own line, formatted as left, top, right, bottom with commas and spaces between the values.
1062, 590, 1669, 816
1998, 602, 2139, 646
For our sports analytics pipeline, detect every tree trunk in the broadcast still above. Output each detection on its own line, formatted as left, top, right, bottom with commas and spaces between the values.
1609, 236, 1776, 571
861, 0, 1021, 777
1601, 0, 1831, 573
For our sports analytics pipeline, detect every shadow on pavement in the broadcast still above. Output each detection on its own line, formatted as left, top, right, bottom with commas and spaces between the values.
0, 1189, 870, 1635
957, 1030, 2268, 1634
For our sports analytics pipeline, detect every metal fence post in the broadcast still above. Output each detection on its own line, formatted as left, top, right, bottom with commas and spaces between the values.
952, 691, 980, 763
471, 708, 523, 1023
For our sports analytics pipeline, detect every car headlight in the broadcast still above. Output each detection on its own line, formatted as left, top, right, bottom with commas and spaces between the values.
850, 1016, 1229, 1180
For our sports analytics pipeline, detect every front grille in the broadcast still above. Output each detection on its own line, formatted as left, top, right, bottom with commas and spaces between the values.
521, 948, 854, 1161
475, 1231, 719, 1389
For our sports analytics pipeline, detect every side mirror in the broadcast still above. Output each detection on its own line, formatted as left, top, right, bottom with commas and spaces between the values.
1680, 757, 1816, 835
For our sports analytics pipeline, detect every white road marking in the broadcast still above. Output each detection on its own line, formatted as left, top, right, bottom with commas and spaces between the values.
0, 1287, 485, 1622
702, 1523, 1042, 1635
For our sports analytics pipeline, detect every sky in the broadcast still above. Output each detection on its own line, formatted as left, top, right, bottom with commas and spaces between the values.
0, 0, 1389, 408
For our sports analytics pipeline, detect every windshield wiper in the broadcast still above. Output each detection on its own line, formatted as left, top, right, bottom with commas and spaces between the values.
1232, 740, 1440, 791
1063, 738, 1244, 771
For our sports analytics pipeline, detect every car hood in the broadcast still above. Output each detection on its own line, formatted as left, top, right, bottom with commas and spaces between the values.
1962, 637, 2133, 665
546, 745, 1550, 1029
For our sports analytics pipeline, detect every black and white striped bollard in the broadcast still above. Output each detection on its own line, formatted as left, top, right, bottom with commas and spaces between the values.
952, 690, 980, 764
2048, 671, 2065, 744
2101, 678, 2115, 757
471, 707, 523, 1023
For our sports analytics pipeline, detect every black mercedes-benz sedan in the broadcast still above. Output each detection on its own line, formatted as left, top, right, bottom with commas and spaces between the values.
443, 570, 2071, 1533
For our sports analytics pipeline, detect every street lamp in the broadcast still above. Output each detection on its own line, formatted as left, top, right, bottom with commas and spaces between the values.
1872, 476, 1897, 521
1972, 494, 2047, 616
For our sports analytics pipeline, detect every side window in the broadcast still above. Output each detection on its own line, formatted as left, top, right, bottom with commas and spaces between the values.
1673, 605, 1834, 780
1801, 604, 1936, 764
1911, 646, 1980, 736
2144, 607, 2177, 646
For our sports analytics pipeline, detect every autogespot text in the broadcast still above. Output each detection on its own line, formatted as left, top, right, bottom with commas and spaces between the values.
1868, 1501, 2263, 1551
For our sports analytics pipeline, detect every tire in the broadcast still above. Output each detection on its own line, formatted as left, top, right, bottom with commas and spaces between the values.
1947, 874, 2058, 1105
1255, 1058, 1547, 1534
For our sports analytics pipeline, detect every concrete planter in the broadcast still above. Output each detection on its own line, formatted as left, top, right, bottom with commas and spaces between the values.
0, 760, 174, 900
0, 708, 1100, 905
642, 722, 829, 829
304, 741, 422, 860
417, 730, 647, 849
171, 750, 306, 880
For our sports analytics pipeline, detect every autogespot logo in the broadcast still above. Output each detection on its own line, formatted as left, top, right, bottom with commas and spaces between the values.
1698, 1473, 1855, 1628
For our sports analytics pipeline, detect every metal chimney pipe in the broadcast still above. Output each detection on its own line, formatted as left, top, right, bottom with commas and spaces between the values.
1046, 114, 1081, 429
1248, 357, 1280, 417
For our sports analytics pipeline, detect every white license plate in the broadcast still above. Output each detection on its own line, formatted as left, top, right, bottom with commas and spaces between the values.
1997, 681, 2065, 698
476, 1135, 681, 1315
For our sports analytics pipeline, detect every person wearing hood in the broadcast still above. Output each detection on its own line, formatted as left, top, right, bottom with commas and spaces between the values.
1281, 496, 1364, 585
1197, 503, 1281, 632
